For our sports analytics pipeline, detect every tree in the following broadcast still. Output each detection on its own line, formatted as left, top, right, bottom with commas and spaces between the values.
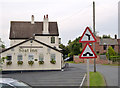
108, 46, 116, 56
106, 46, 116, 59
102, 35, 111, 38
67, 36, 82, 56
68, 40, 71, 45
59, 44, 70, 58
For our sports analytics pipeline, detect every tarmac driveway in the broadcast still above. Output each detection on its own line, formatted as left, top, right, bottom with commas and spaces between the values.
1, 64, 86, 87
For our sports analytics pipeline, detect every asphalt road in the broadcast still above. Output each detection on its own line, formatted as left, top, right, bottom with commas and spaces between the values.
1, 64, 86, 87
70, 63, 119, 87
1, 63, 119, 87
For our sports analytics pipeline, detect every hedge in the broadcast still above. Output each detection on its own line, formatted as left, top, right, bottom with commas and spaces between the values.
109, 56, 120, 62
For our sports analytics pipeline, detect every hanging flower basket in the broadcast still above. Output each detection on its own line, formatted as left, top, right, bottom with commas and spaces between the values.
6, 61, 12, 65
17, 61, 23, 65
39, 61, 44, 64
28, 61, 34, 66
50, 59, 56, 64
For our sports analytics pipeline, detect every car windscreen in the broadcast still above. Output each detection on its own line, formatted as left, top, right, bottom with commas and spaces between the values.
10, 81, 32, 88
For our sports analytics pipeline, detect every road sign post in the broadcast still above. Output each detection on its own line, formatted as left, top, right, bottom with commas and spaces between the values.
79, 27, 97, 87
87, 59, 89, 87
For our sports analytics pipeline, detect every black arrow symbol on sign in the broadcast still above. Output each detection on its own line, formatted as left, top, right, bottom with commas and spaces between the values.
83, 52, 93, 56
85, 34, 91, 40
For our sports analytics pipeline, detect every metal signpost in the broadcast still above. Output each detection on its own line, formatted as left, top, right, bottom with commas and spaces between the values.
79, 27, 97, 87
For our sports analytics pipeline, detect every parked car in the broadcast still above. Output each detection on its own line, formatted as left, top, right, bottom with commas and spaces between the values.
64, 56, 73, 61
0, 78, 32, 88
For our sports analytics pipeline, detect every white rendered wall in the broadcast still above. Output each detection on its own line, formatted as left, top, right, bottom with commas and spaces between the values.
35, 36, 60, 49
1, 40, 63, 71
10, 40, 25, 46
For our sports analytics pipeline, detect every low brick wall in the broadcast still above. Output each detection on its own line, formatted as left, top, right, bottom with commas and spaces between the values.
73, 55, 109, 64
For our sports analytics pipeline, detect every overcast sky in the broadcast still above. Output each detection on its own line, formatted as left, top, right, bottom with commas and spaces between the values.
0, 0, 119, 47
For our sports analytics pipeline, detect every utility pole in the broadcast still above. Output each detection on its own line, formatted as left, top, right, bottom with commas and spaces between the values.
93, 1, 96, 72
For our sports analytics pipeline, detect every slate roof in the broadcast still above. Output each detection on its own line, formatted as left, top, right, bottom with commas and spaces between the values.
9, 21, 59, 39
99, 38, 118, 45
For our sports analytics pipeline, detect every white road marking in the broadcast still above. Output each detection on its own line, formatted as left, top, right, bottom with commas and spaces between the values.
79, 73, 86, 87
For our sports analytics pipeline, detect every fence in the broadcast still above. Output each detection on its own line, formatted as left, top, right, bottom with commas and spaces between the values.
109, 56, 120, 62
73, 55, 109, 64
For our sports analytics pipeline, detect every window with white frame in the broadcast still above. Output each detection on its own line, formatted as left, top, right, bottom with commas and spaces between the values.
50, 54, 56, 61
6, 55, 12, 61
39, 54, 44, 61
51, 36, 55, 43
28, 55, 34, 61
17, 55, 22, 61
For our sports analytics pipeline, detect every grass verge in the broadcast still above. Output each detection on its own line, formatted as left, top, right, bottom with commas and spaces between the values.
102, 64, 120, 66
65, 61, 76, 63
90, 71, 106, 86
65, 61, 83, 64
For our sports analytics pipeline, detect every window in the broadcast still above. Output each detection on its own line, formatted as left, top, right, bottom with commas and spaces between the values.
111, 45, 115, 49
17, 55, 22, 61
6, 55, 12, 61
51, 36, 55, 43
28, 55, 34, 61
51, 54, 56, 61
39, 54, 44, 61
103, 45, 107, 50
59, 38, 61, 44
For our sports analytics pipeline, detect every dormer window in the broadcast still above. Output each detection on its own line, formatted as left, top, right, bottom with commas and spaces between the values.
51, 36, 55, 43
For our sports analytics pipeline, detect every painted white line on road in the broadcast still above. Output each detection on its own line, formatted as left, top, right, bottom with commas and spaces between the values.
79, 73, 86, 87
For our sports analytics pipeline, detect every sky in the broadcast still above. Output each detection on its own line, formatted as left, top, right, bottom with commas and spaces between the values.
0, 0, 119, 47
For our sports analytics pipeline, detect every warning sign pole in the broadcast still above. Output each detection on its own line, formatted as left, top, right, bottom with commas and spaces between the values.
87, 59, 89, 87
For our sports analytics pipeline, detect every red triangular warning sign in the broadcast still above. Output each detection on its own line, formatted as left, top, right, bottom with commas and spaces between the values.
79, 43, 97, 59
79, 27, 97, 43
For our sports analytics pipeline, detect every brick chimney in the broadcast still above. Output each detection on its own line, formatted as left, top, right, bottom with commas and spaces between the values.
31, 15, 34, 24
43, 14, 49, 34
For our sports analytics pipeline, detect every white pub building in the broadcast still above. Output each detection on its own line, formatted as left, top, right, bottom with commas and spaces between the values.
1, 15, 64, 71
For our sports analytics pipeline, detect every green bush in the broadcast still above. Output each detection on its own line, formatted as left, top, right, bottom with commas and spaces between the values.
106, 46, 116, 59
1, 57, 6, 62
17, 61, 23, 65
28, 61, 34, 66
39, 61, 44, 64
6, 61, 12, 65
68, 52, 74, 57
110, 56, 120, 62
100, 53, 106, 55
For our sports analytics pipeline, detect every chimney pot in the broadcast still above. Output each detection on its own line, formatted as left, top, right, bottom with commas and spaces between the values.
31, 15, 34, 24
43, 14, 49, 34
115, 34, 117, 39
44, 15, 45, 19
46, 14, 48, 18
